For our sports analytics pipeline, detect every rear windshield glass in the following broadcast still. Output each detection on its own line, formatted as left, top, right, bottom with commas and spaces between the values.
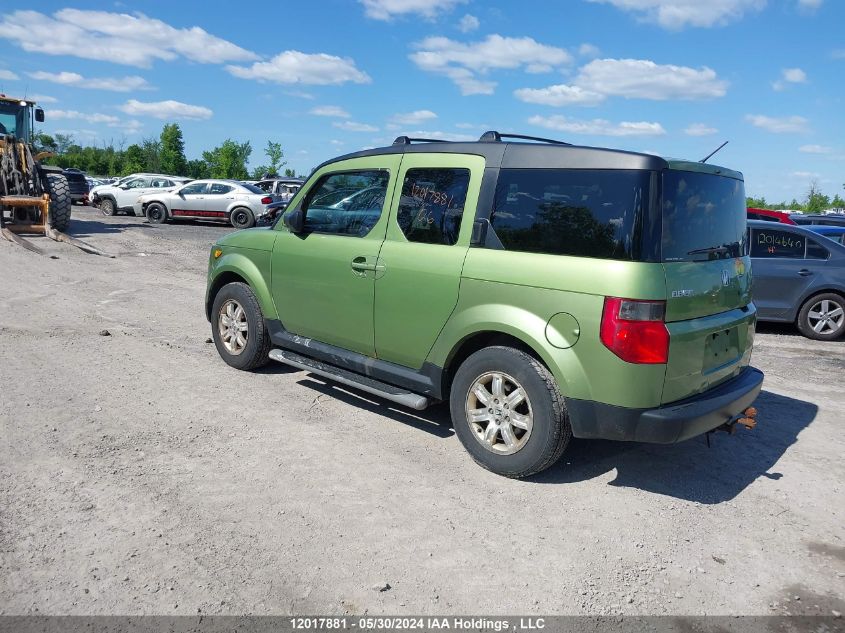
240, 183, 265, 194
490, 169, 655, 261
661, 170, 747, 262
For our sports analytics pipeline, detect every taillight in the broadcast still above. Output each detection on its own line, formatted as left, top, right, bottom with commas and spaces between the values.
260, 196, 273, 205
600, 297, 669, 364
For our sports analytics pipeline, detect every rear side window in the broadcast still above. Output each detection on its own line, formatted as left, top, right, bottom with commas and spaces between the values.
806, 239, 830, 260
490, 169, 653, 260
209, 183, 234, 195
302, 170, 389, 237
662, 171, 747, 262
397, 168, 470, 245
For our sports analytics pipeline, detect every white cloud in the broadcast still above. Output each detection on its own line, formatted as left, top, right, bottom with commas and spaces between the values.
360, 0, 466, 20
746, 114, 809, 133
791, 171, 820, 179
410, 34, 572, 95
528, 114, 666, 136
772, 67, 807, 91
333, 121, 379, 132
390, 110, 438, 125
28, 94, 57, 103
119, 99, 213, 120
578, 43, 601, 58
310, 105, 351, 118
226, 51, 371, 85
514, 84, 605, 106
799, 144, 832, 154
27, 71, 152, 92
576, 58, 728, 100
48, 109, 140, 133
458, 14, 480, 32
455, 122, 490, 130
0, 69, 19, 80
587, 0, 766, 29
400, 130, 476, 141
285, 90, 316, 100
515, 58, 727, 107
0, 9, 258, 68
798, 0, 823, 11
684, 123, 719, 136
50, 109, 120, 125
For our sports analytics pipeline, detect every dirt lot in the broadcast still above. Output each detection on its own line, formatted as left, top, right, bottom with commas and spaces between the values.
1, 207, 843, 617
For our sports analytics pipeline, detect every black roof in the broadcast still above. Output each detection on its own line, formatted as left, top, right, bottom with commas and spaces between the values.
321, 133, 668, 173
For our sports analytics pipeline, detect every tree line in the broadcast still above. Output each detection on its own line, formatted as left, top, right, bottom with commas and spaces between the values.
35, 123, 304, 180
747, 179, 844, 213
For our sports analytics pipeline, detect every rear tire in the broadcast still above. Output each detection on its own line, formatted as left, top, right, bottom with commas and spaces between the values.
100, 198, 116, 216
230, 207, 255, 229
146, 203, 167, 224
796, 292, 845, 340
210, 282, 271, 370
45, 174, 72, 233
449, 345, 571, 478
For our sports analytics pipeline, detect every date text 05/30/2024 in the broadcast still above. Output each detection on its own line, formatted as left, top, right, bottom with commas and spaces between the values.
290, 617, 546, 631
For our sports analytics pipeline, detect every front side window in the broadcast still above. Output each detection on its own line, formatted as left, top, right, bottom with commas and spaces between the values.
490, 168, 653, 260
125, 178, 151, 189
180, 182, 208, 195
750, 228, 806, 259
302, 170, 389, 237
397, 168, 470, 245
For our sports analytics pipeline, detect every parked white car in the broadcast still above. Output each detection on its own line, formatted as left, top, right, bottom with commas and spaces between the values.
137, 179, 275, 229
91, 174, 191, 216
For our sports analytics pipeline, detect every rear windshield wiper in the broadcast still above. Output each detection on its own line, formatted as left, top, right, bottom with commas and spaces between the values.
687, 245, 730, 256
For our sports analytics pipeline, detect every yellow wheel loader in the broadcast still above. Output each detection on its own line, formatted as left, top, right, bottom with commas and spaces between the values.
0, 94, 110, 256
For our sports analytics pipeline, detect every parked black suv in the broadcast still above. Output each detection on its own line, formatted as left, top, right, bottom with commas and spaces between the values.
63, 168, 89, 205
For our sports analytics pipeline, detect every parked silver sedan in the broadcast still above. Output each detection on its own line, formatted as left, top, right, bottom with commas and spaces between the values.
137, 179, 276, 229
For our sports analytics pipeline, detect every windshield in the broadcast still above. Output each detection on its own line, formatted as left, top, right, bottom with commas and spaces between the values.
0, 100, 29, 140
661, 170, 747, 262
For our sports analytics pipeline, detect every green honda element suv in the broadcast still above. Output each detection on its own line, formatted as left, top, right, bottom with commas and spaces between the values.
205, 131, 763, 478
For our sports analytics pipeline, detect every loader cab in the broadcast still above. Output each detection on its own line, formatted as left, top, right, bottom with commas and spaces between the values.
0, 95, 41, 143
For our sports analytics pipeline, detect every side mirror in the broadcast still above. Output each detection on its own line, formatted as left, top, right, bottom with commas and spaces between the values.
283, 208, 305, 233
119, 184, 130, 190
35, 108, 45, 123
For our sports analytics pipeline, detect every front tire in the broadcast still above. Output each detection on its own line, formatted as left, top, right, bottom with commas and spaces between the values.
210, 282, 271, 370
146, 203, 167, 224
45, 174, 72, 232
100, 197, 116, 216
797, 293, 845, 340
230, 207, 255, 229
450, 346, 571, 478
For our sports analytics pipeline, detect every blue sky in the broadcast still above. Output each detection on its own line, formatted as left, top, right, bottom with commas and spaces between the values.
0, 0, 842, 202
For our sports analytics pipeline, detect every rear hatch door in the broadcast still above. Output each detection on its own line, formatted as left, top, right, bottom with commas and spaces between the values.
659, 166, 755, 403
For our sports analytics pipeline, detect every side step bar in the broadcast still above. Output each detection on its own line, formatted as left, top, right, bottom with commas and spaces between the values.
269, 349, 430, 410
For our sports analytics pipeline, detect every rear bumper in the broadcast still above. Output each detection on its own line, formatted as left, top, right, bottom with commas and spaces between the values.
566, 366, 764, 444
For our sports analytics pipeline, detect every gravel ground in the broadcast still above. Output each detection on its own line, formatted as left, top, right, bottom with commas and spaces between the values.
0, 207, 843, 617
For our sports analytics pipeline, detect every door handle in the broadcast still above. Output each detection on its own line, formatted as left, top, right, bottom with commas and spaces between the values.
797, 269, 813, 276
351, 257, 385, 273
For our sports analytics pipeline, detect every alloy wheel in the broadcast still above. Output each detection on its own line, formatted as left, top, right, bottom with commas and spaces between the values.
465, 371, 533, 455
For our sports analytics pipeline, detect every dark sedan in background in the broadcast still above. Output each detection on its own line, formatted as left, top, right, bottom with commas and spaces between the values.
806, 224, 845, 246
749, 220, 845, 340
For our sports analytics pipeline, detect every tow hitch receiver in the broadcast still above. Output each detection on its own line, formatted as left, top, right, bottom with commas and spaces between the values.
706, 407, 758, 446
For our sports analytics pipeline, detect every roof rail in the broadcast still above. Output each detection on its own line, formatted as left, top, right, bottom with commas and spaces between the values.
478, 131, 572, 146
392, 136, 449, 145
